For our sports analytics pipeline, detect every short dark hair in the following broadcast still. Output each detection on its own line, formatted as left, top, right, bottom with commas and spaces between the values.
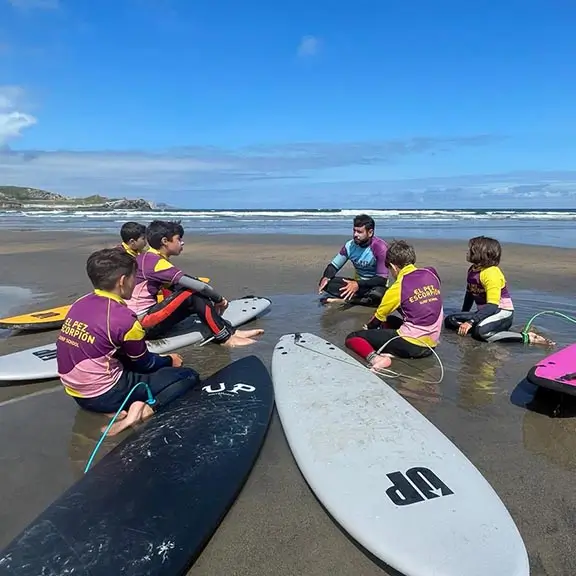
146, 220, 183, 250
467, 236, 501, 268
86, 248, 137, 291
385, 240, 416, 269
353, 214, 375, 231
120, 221, 146, 243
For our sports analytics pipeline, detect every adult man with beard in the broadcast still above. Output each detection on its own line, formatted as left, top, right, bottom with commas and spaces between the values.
318, 214, 389, 306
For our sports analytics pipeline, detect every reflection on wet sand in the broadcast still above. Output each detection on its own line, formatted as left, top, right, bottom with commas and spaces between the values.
454, 340, 512, 410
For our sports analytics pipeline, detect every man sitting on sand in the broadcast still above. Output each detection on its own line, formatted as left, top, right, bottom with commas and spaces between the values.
318, 214, 389, 306
345, 240, 443, 372
117, 221, 148, 257
56, 248, 200, 436
125, 219, 263, 347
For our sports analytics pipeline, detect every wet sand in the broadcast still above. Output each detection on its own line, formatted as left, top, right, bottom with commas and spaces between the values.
1, 230, 576, 575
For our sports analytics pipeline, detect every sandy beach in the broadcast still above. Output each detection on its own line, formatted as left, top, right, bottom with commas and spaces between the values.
1, 229, 576, 576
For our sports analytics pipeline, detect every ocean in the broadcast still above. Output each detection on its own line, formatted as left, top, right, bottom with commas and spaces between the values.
1, 208, 576, 249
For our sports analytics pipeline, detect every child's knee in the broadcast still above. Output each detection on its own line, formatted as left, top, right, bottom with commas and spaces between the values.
470, 324, 487, 342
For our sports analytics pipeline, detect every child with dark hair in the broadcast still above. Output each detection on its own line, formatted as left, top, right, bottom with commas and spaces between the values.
118, 221, 147, 257
56, 248, 200, 436
345, 240, 443, 371
444, 236, 553, 345
125, 220, 263, 348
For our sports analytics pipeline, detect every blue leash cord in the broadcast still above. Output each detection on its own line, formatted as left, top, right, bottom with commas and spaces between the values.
84, 382, 156, 474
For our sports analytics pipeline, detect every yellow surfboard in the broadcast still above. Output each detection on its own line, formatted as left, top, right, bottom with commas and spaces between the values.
0, 277, 211, 331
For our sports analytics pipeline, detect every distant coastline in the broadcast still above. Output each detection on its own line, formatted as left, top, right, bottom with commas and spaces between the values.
0, 185, 162, 211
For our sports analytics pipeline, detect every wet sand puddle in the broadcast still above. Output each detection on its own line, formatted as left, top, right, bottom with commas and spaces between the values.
1, 290, 576, 575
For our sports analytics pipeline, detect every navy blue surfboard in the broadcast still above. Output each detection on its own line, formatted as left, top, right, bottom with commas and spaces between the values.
0, 355, 274, 576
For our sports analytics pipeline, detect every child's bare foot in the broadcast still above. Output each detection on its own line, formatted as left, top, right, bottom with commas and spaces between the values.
526, 331, 555, 346
104, 410, 127, 420
103, 402, 154, 436
369, 354, 393, 372
221, 334, 258, 348
321, 297, 345, 304
235, 328, 264, 338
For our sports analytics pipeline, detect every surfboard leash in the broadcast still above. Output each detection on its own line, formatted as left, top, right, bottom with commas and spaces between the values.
291, 333, 444, 386
521, 310, 576, 338
374, 335, 445, 386
84, 382, 156, 474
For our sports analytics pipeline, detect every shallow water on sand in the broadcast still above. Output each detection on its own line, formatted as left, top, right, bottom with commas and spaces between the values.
1, 289, 576, 575
0, 286, 35, 339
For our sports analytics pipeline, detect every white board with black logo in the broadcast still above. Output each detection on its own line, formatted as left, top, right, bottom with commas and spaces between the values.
271, 332, 529, 576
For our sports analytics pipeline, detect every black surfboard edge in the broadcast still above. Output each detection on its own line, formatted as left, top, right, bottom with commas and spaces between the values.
0, 354, 275, 576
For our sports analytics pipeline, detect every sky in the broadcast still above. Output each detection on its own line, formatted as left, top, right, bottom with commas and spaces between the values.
0, 0, 575, 209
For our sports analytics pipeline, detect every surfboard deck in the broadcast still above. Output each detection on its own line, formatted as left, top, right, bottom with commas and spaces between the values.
0, 296, 270, 383
271, 332, 529, 576
0, 355, 274, 576
0, 306, 71, 332
0, 278, 211, 332
527, 342, 576, 395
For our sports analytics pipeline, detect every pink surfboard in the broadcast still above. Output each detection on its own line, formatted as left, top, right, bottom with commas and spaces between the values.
527, 343, 576, 395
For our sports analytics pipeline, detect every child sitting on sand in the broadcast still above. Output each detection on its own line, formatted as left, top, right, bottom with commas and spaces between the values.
125, 220, 263, 347
345, 240, 444, 372
444, 235, 554, 345
56, 248, 200, 436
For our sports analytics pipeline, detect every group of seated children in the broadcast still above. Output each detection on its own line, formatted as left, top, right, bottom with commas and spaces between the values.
56, 220, 264, 436
56, 215, 554, 436
317, 214, 553, 374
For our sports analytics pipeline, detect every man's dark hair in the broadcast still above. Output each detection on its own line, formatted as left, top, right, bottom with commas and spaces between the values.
353, 214, 375, 232
146, 220, 183, 250
385, 240, 416, 269
467, 236, 501, 268
120, 221, 146, 243
86, 248, 137, 291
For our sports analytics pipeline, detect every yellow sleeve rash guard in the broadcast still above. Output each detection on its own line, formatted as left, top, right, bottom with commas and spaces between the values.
463, 265, 514, 324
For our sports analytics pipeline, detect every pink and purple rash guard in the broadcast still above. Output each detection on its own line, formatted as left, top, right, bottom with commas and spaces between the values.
368, 264, 443, 347
124, 248, 224, 316
56, 290, 171, 398
125, 248, 185, 315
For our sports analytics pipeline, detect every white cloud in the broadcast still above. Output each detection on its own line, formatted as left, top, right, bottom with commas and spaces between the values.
8, 0, 60, 9
0, 86, 37, 145
2, 142, 576, 209
297, 35, 320, 57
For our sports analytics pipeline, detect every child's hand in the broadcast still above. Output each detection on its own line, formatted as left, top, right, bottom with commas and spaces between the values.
458, 322, 472, 336
215, 298, 229, 314
168, 353, 184, 367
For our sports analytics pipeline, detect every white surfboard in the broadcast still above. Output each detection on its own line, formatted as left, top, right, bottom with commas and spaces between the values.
0, 296, 271, 382
271, 332, 530, 576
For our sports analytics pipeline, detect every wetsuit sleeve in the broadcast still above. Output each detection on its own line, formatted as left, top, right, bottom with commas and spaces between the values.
366, 278, 401, 328
120, 319, 173, 372
176, 275, 224, 303
322, 243, 349, 279
461, 290, 474, 312
470, 268, 502, 323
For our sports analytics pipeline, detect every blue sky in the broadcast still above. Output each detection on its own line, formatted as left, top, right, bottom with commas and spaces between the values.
1, 0, 575, 209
